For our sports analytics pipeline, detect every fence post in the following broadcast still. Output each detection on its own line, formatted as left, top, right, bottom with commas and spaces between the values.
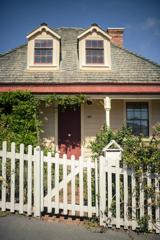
99, 140, 123, 228
34, 146, 41, 217
99, 155, 106, 226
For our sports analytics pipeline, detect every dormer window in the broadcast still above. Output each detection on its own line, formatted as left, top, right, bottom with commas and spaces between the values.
78, 24, 111, 70
27, 23, 61, 71
34, 40, 53, 64
86, 40, 104, 64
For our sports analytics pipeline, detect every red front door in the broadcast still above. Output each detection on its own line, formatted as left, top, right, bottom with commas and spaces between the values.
58, 106, 81, 159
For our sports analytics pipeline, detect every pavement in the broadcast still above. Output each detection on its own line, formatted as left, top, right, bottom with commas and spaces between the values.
0, 214, 159, 240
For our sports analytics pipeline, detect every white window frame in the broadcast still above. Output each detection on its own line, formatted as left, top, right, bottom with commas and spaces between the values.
123, 100, 152, 137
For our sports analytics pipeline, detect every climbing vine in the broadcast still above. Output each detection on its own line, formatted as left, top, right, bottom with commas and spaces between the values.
0, 91, 41, 148
43, 94, 87, 109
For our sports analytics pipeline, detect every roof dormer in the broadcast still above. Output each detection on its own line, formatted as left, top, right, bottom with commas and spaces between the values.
27, 23, 61, 71
78, 24, 111, 70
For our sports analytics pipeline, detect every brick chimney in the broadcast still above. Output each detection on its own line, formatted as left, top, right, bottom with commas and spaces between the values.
106, 28, 124, 48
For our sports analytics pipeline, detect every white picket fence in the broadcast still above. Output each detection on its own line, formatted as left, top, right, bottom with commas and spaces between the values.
0, 141, 98, 218
0, 140, 160, 233
99, 140, 160, 233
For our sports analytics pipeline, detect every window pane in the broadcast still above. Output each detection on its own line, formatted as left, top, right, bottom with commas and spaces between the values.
98, 40, 103, 48
141, 111, 148, 120
35, 40, 41, 48
47, 56, 52, 63
86, 40, 104, 49
127, 110, 134, 120
134, 111, 141, 120
86, 40, 92, 48
92, 40, 97, 48
35, 56, 40, 63
34, 40, 53, 64
126, 102, 149, 136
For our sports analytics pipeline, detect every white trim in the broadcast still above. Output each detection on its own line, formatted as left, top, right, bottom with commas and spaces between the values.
124, 99, 151, 137
81, 104, 85, 158
77, 25, 111, 40
54, 105, 58, 152
107, 28, 124, 30
27, 25, 61, 40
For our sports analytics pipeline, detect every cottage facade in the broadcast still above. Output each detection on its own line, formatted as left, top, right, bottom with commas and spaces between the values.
0, 23, 160, 159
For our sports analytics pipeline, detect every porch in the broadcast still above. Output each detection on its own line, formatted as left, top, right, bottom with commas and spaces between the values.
39, 95, 160, 159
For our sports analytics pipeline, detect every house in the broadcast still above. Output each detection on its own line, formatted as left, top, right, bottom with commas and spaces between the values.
0, 23, 160, 159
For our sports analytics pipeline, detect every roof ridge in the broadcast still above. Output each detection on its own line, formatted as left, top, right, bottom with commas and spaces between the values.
0, 44, 27, 57
112, 43, 160, 67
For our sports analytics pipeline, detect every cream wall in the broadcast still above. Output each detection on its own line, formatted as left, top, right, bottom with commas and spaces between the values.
39, 102, 56, 149
83, 102, 105, 158
151, 100, 160, 133
110, 100, 124, 130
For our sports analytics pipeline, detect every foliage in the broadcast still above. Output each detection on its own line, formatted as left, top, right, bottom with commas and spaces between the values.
153, 122, 160, 138
44, 94, 87, 110
137, 215, 150, 232
0, 210, 10, 217
0, 91, 41, 148
90, 124, 160, 173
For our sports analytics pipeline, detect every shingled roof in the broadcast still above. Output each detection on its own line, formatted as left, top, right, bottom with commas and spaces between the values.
0, 28, 160, 84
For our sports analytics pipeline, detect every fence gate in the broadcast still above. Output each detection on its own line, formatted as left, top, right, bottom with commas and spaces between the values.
42, 153, 99, 218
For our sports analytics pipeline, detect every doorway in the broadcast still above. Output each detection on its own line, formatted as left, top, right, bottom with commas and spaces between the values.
58, 106, 81, 159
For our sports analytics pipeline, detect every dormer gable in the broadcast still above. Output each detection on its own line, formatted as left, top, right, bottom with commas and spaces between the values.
77, 23, 111, 41
78, 24, 111, 70
27, 23, 61, 40
27, 23, 61, 71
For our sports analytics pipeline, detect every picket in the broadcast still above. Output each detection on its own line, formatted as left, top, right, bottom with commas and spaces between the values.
123, 164, 128, 229
40, 150, 44, 212
63, 154, 67, 215
27, 145, 32, 216
47, 152, 52, 213
54, 153, 59, 214
79, 156, 84, 217
87, 158, 92, 218
10, 142, 15, 213
19, 144, 24, 214
116, 160, 120, 228
155, 175, 160, 233
131, 169, 136, 230
71, 155, 76, 215
2, 141, 7, 211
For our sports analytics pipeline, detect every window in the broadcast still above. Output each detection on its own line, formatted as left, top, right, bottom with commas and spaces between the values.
126, 102, 149, 136
34, 39, 53, 64
85, 40, 104, 64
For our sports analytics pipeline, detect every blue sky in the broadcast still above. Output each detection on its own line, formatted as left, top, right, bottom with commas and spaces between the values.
1, 0, 160, 64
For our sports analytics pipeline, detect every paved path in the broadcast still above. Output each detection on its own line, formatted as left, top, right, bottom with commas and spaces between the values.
0, 214, 159, 240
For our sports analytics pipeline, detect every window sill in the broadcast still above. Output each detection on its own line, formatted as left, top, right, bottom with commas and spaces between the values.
27, 64, 59, 71
80, 64, 111, 71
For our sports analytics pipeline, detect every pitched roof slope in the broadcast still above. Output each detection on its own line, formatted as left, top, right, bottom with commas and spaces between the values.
0, 28, 160, 84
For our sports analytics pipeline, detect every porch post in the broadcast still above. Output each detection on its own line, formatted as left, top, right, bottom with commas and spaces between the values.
104, 97, 111, 127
